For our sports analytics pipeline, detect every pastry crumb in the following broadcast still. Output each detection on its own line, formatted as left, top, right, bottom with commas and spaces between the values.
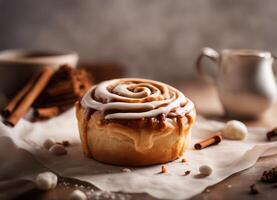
160, 165, 167, 173
61, 140, 70, 147
49, 144, 67, 155
43, 138, 56, 150
121, 168, 132, 172
184, 170, 191, 176
249, 184, 259, 195
181, 158, 187, 163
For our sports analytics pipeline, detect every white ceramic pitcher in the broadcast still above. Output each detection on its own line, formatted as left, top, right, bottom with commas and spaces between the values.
196, 47, 277, 119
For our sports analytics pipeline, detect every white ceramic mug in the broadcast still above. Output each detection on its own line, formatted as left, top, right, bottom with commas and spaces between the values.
0, 49, 79, 108
196, 47, 277, 119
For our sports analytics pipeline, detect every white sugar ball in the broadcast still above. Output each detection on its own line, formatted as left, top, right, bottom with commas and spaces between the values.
199, 165, 213, 176
43, 138, 56, 149
222, 120, 248, 140
49, 144, 67, 155
35, 172, 58, 191
69, 190, 87, 200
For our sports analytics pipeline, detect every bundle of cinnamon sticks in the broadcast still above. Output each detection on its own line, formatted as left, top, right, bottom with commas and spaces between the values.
1, 65, 93, 127
1, 67, 54, 127
33, 65, 92, 119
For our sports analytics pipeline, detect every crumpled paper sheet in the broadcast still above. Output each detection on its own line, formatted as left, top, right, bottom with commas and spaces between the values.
0, 109, 276, 200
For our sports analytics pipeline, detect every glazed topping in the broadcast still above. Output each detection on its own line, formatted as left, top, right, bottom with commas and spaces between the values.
81, 78, 194, 120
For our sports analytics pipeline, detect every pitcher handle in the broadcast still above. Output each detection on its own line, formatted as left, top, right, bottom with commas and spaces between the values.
273, 54, 277, 77
196, 47, 220, 81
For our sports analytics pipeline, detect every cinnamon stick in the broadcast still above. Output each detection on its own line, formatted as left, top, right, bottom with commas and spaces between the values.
1, 76, 37, 118
4, 67, 54, 127
34, 106, 60, 118
194, 133, 222, 150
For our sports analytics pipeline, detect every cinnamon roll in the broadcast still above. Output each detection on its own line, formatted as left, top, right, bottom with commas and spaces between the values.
76, 78, 196, 166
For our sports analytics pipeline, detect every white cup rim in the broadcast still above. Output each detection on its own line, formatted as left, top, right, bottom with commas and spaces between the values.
0, 49, 79, 64
222, 49, 272, 58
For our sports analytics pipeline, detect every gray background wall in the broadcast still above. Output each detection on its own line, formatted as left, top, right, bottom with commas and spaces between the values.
0, 0, 276, 81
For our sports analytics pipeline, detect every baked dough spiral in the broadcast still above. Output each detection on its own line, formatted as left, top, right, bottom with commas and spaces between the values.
76, 78, 196, 166
81, 78, 194, 119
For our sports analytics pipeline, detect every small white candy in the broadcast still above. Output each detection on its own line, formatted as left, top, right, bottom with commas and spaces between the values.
34, 171, 57, 191
49, 144, 67, 155
121, 168, 132, 172
43, 138, 56, 149
222, 120, 248, 140
199, 165, 213, 176
69, 190, 87, 200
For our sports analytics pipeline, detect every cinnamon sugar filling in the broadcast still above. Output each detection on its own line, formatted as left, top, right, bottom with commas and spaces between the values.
83, 107, 193, 132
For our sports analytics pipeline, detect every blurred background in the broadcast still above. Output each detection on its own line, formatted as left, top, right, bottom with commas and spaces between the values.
0, 0, 276, 81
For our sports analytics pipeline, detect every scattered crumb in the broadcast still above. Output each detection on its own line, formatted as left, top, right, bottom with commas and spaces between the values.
227, 184, 232, 188
267, 128, 277, 141
56, 140, 70, 147
160, 166, 167, 173
261, 167, 277, 183
184, 170, 191, 176
43, 138, 56, 150
249, 184, 259, 195
121, 168, 131, 172
181, 158, 186, 163
49, 144, 67, 155
62, 140, 70, 147
205, 189, 210, 193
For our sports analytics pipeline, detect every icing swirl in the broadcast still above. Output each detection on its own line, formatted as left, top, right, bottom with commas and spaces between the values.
81, 78, 194, 120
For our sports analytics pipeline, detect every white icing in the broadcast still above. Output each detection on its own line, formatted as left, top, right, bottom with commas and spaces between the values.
81, 78, 194, 119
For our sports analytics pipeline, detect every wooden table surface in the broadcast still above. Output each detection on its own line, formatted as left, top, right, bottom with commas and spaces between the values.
15, 79, 277, 200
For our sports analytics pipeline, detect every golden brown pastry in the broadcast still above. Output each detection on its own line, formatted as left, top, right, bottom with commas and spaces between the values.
76, 78, 196, 166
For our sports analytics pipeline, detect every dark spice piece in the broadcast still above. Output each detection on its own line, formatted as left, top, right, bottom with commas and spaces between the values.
61, 141, 70, 147
184, 170, 191, 176
56, 140, 70, 147
249, 184, 259, 195
261, 167, 277, 183
160, 165, 167, 173
267, 128, 277, 141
